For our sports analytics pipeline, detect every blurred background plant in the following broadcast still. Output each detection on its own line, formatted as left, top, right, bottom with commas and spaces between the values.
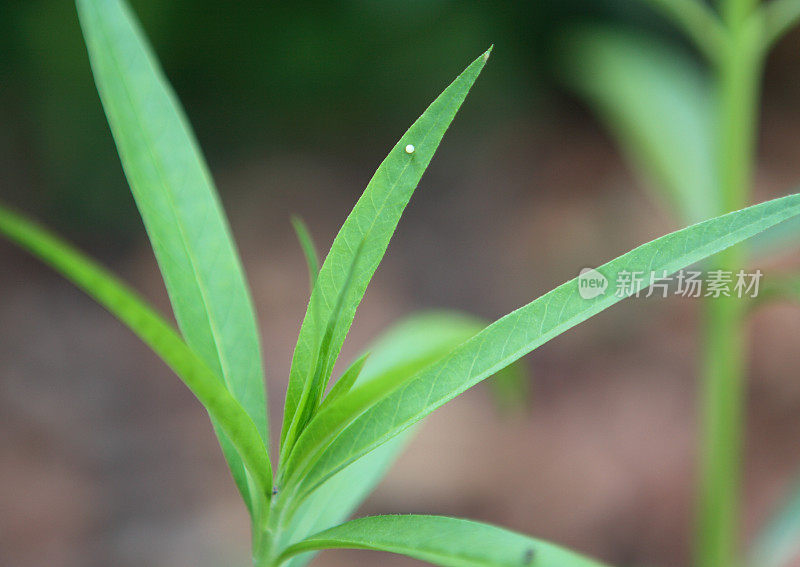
3, 1, 800, 567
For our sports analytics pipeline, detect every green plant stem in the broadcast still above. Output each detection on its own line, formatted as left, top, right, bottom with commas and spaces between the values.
252, 489, 291, 567
252, 506, 272, 567
695, 4, 763, 567
641, 0, 726, 61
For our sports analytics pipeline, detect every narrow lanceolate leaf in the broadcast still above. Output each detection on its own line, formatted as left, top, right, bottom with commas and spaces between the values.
0, 204, 272, 498
748, 213, 800, 259
76, 0, 268, 509
283, 193, 800, 501
322, 351, 370, 408
279, 311, 519, 567
559, 26, 717, 224
278, 515, 608, 567
346, 311, 529, 414
279, 47, 492, 461
283, 239, 368, 453
354, 311, 512, 389
291, 216, 320, 293
749, 477, 800, 567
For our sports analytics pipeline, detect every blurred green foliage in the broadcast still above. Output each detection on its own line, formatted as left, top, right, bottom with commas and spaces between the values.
1, 1, 516, 241
0, 0, 696, 244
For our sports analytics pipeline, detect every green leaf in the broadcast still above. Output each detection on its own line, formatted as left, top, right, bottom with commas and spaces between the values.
559, 26, 800, 260
279, 311, 510, 566
749, 477, 800, 567
75, 0, 268, 510
283, 239, 369, 455
638, 0, 725, 61
747, 213, 800, 259
348, 311, 527, 413
356, 311, 504, 386
277, 515, 608, 567
0, 203, 272, 500
282, 193, 800, 502
559, 26, 717, 224
279, 47, 492, 462
291, 216, 320, 293
322, 352, 370, 408
763, 0, 800, 49
279, 435, 412, 567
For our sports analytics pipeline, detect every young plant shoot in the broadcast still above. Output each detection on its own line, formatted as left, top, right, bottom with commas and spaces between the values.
3, 0, 800, 566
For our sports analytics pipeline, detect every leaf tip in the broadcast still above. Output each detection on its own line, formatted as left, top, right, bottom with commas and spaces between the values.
482, 45, 494, 62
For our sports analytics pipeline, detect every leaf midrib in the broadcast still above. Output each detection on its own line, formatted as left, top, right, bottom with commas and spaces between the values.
285, 100, 447, 449
93, 9, 239, 399
309, 107, 443, 344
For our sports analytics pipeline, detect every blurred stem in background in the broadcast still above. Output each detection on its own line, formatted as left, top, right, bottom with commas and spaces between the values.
560, 0, 800, 563
697, 2, 762, 567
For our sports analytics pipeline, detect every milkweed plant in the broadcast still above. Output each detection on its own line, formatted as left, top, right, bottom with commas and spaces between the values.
2, 0, 800, 566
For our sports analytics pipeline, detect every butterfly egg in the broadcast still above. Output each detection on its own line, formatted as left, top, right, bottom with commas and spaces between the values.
405, 144, 415, 154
